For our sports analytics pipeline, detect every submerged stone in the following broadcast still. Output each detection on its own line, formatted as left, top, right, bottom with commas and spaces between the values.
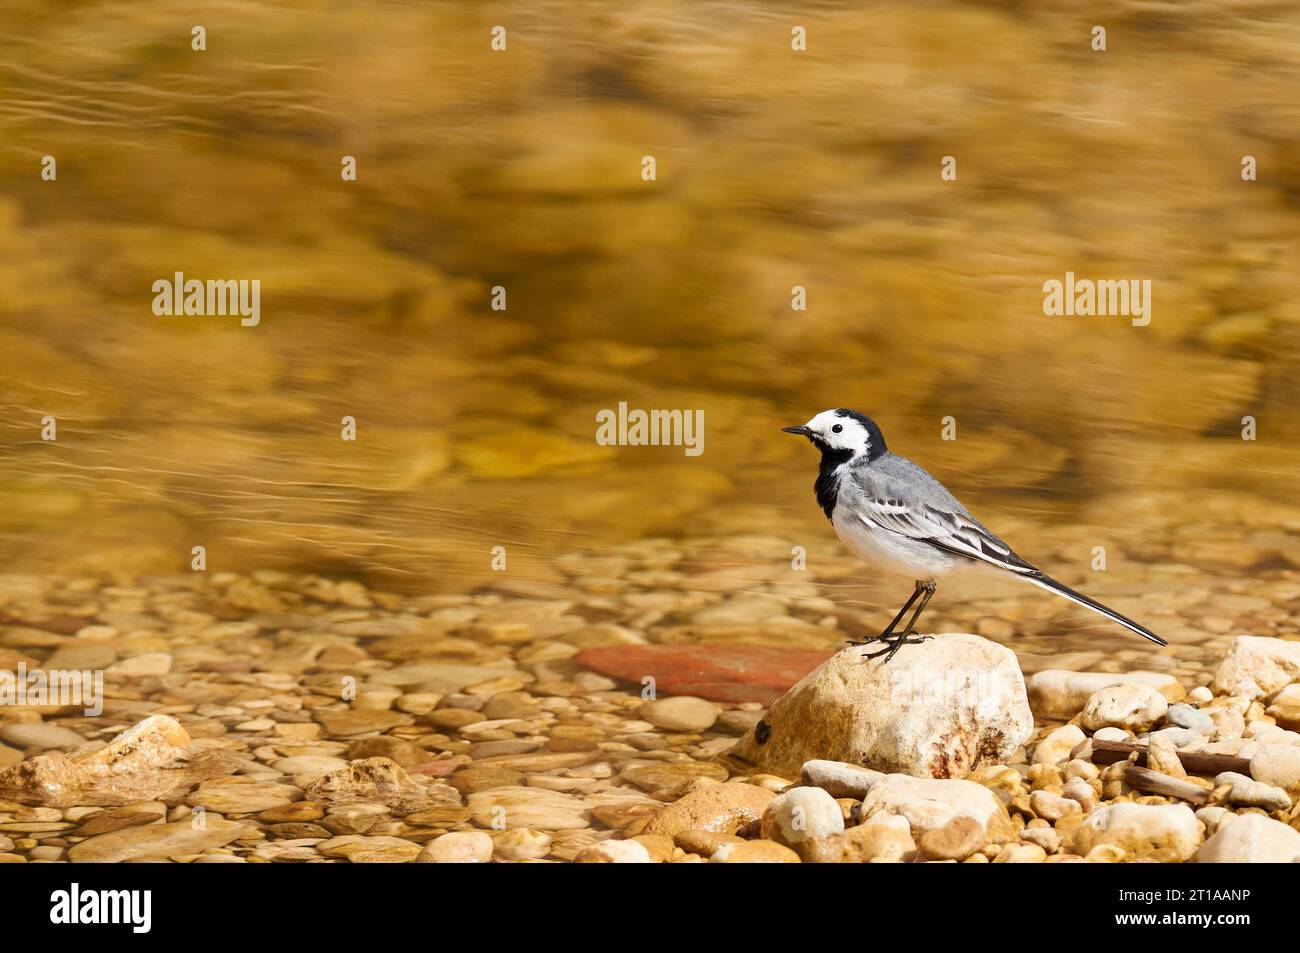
573, 644, 832, 704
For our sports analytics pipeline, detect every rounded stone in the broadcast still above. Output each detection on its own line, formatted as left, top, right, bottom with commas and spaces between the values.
0, 723, 86, 751
918, 815, 986, 861
574, 840, 652, 863
466, 786, 590, 831
1195, 813, 1300, 863
673, 829, 746, 857
1213, 636, 1300, 700
1029, 790, 1081, 822
490, 828, 552, 861
804, 815, 915, 863
993, 843, 1047, 863
709, 839, 801, 863
638, 696, 719, 733
1167, 703, 1214, 734
1033, 725, 1086, 765
1079, 683, 1168, 732
643, 781, 774, 837
760, 786, 844, 847
1070, 802, 1199, 861
1027, 670, 1183, 720
1250, 745, 1300, 793
416, 831, 493, 864
620, 761, 728, 792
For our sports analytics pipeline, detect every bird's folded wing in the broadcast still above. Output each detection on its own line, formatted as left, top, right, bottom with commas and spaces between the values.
857, 497, 1039, 575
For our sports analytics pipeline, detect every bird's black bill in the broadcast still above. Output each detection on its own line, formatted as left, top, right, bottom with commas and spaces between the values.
782, 425, 811, 436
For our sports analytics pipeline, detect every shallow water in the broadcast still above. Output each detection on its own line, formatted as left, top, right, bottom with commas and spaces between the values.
1, 2, 1299, 677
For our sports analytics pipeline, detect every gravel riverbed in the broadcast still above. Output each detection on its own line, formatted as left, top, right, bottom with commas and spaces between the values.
1, 540, 1298, 863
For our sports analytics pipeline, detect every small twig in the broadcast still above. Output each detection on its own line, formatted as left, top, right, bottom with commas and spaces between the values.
1122, 764, 1211, 805
1090, 738, 1251, 776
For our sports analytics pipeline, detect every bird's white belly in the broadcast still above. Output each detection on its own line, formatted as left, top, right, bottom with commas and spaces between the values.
831, 508, 963, 579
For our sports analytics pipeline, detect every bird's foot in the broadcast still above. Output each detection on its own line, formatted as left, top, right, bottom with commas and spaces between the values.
860, 633, 931, 664
845, 627, 908, 647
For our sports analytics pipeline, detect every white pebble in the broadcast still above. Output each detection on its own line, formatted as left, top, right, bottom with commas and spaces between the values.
416, 831, 494, 864
574, 840, 652, 863
1033, 724, 1085, 765
1080, 684, 1168, 733
1166, 703, 1214, 734
1250, 745, 1300, 792
1214, 771, 1292, 811
761, 786, 845, 846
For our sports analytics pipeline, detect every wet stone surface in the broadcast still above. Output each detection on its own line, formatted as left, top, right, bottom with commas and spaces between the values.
0, 552, 1298, 863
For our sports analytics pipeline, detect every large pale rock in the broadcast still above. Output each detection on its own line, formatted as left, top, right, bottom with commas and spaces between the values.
1070, 803, 1199, 861
1213, 636, 1300, 700
1027, 670, 1184, 720
726, 635, 1032, 780
854, 771, 1016, 844
1195, 813, 1300, 863
0, 715, 237, 807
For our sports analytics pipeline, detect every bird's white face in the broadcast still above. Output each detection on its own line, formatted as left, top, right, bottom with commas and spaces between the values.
798, 410, 874, 456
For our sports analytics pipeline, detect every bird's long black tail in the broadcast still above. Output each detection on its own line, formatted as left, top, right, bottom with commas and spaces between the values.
1025, 573, 1168, 647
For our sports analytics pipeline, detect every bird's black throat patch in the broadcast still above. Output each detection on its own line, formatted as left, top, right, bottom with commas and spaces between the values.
813, 444, 853, 519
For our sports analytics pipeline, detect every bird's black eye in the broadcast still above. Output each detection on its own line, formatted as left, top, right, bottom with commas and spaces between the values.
831, 424, 843, 434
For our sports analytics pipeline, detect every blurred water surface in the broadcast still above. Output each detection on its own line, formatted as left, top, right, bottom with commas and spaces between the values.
0, 1, 1298, 667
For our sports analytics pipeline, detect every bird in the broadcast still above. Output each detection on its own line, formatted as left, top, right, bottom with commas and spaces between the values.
783, 408, 1168, 663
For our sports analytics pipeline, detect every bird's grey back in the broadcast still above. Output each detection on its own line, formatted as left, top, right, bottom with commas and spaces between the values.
841, 452, 1020, 551
848, 452, 972, 514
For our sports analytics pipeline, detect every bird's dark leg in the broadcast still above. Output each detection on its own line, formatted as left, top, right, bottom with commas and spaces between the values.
861, 578, 937, 663
900, 578, 937, 636
846, 580, 925, 646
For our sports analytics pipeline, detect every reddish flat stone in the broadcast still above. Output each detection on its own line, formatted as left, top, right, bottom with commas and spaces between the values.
573, 644, 833, 705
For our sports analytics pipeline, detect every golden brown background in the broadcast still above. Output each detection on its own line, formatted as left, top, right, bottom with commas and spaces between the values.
1, 1, 1297, 648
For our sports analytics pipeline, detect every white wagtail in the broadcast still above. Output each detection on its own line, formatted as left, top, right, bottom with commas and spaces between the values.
784, 409, 1168, 663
